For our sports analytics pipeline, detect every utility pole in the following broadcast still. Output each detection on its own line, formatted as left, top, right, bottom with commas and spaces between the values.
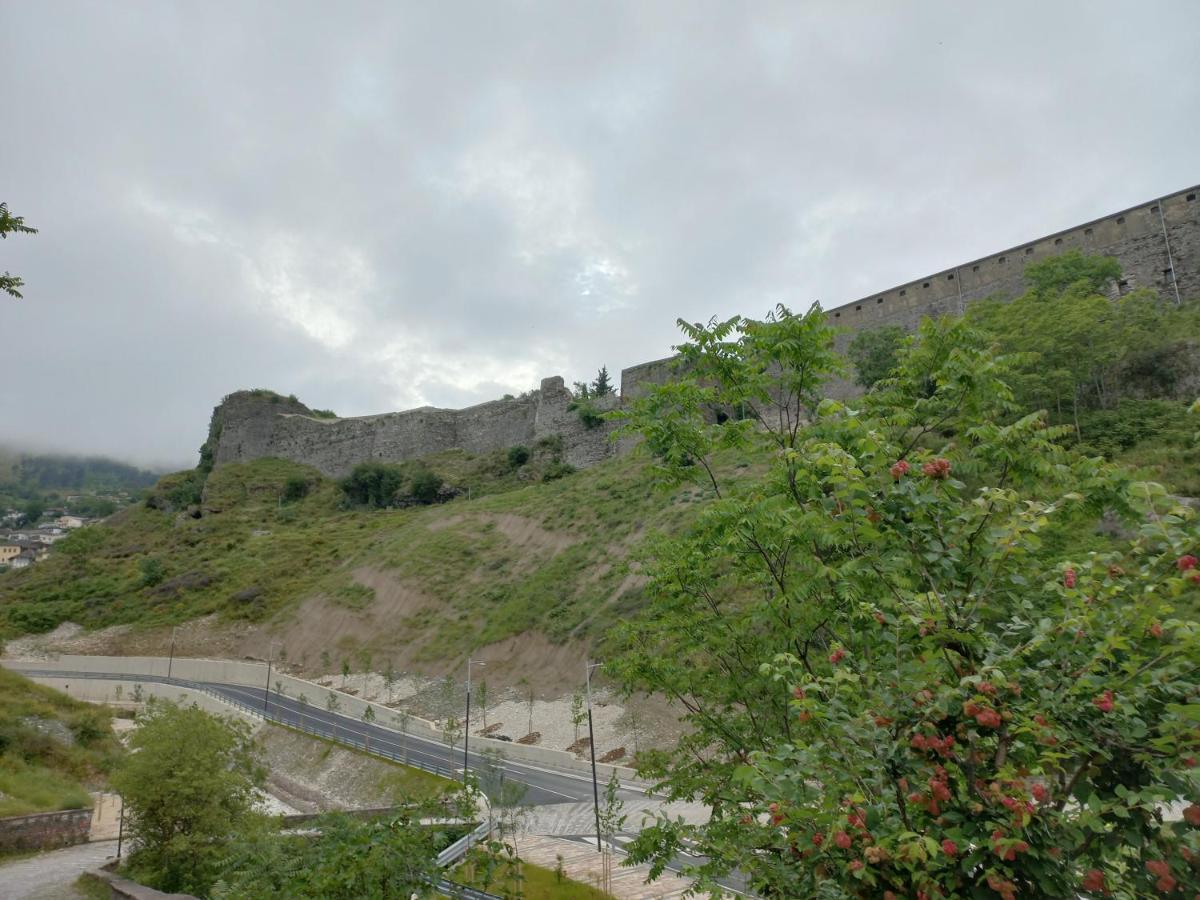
263, 642, 278, 716
586, 660, 603, 852
166, 626, 177, 680
464, 657, 484, 783
116, 794, 125, 859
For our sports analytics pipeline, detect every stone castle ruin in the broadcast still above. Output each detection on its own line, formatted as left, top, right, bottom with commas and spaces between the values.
208, 184, 1198, 476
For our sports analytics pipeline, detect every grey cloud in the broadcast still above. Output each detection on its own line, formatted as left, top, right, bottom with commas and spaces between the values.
1, 0, 1197, 467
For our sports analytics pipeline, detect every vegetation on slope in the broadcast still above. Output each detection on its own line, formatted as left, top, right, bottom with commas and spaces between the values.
0, 666, 121, 816
0, 440, 749, 667
610, 305, 1200, 898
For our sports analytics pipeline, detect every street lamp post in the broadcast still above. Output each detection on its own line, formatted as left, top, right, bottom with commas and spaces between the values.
166, 626, 177, 680
263, 641, 279, 716
464, 657, 484, 783
586, 660, 603, 852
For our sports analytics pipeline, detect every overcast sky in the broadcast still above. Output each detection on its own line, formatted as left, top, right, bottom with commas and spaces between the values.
2, 2, 1198, 468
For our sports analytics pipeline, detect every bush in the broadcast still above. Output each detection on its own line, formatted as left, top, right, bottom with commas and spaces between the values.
506, 445, 531, 469
568, 399, 606, 429
542, 461, 576, 482
339, 463, 405, 508
281, 475, 310, 504
408, 468, 444, 504
309, 408, 337, 419
138, 558, 165, 588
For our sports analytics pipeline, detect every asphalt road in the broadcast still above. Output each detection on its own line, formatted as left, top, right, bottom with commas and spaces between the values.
11, 668, 648, 809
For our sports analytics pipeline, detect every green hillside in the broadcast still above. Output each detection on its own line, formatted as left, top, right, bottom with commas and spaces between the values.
0, 666, 122, 817
0, 443, 743, 666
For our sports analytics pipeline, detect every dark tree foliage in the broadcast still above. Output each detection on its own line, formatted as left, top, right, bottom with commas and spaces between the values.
339, 463, 406, 508
408, 467, 444, 504
592, 365, 614, 396
1, 202, 38, 299
847, 324, 906, 388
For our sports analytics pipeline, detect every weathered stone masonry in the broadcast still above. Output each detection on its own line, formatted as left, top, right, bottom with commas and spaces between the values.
208, 377, 619, 479
210, 186, 1199, 475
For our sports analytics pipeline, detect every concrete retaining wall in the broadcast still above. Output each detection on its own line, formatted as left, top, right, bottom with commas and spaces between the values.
2, 656, 637, 783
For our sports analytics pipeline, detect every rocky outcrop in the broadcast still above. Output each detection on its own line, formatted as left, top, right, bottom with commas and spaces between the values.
205, 379, 622, 478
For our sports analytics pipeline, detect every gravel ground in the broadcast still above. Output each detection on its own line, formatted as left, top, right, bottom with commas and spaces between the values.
0, 840, 117, 900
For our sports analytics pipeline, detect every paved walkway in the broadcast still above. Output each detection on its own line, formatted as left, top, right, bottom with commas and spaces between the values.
524, 799, 710, 837
520, 834, 701, 899
0, 840, 117, 900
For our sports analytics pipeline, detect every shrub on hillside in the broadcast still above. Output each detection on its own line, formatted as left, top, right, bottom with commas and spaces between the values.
408, 467, 444, 504
507, 445, 531, 469
281, 475, 311, 504
339, 462, 405, 508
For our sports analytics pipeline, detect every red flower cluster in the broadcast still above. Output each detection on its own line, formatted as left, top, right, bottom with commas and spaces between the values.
1064, 567, 1077, 589
834, 830, 852, 849
1093, 690, 1115, 713
963, 699, 1001, 729
1145, 859, 1176, 893
1080, 869, 1107, 894
940, 839, 958, 857
890, 460, 910, 479
1184, 804, 1200, 826
1148, 620, 1164, 639
1178, 554, 1198, 571
922, 458, 951, 479
990, 829, 1029, 861
986, 873, 1018, 900
829, 647, 846, 665
910, 732, 955, 758
1031, 783, 1048, 804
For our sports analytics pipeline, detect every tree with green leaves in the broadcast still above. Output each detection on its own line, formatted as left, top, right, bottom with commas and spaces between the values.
214, 803, 473, 899
112, 700, 264, 895
570, 689, 585, 744
611, 304, 1200, 897
384, 658, 396, 703
340, 657, 350, 688
592, 365, 614, 396
598, 772, 628, 894
1, 202, 38, 299
847, 324, 906, 389
357, 648, 372, 694
476, 678, 489, 731
320, 649, 331, 672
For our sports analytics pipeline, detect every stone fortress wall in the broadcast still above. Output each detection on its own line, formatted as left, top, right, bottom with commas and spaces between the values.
208, 376, 620, 479
211, 185, 1198, 476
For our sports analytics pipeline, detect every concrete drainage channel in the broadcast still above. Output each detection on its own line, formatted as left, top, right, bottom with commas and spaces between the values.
10, 669, 507, 899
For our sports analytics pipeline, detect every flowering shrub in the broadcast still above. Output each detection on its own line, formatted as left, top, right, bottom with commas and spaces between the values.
613, 308, 1200, 898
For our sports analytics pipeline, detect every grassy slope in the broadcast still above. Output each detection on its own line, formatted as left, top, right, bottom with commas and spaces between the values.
0, 445, 733, 664
0, 666, 122, 816
457, 853, 616, 899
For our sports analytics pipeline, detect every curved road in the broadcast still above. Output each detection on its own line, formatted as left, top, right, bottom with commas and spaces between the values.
11, 668, 647, 809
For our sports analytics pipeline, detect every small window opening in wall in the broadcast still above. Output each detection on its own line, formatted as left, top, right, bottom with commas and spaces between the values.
1116, 216, 1125, 225
1118, 280, 1129, 290
1025, 247, 1034, 255
1085, 227, 1093, 235
1188, 193, 1196, 202
998, 256, 1006, 264
1055, 237, 1063, 245
877, 297, 883, 304
834, 311, 840, 318
922, 281, 930, 288
972, 265, 979, 272
947, 273, 954, 280
899, 289, 906, 296
1164, 267, 1174, 278
1150, 206, 1159, 213
855, 305, 861, 311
